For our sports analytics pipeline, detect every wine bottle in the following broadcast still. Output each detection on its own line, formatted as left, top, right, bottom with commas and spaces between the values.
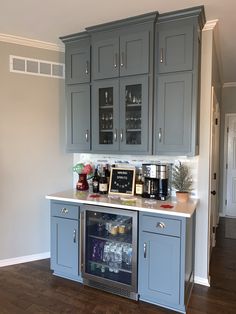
92, 167, 100, 193
99, 167, 108, 194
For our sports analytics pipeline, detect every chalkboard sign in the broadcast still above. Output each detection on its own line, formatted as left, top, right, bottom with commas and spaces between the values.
109, 167, 135, 196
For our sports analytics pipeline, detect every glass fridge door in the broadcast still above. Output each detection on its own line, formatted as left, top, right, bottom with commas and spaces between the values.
81, 205, 137, 294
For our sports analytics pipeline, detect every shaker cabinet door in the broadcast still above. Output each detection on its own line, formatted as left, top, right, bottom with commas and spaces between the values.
66, 84, 91, 152
157, 21, 193, 73
155, 72, 192, 155
92, 38, 119, 80
120, 31, 149, 77
65, 40, 90, 84
138, 231, 181, 307
51, 217, 79, 276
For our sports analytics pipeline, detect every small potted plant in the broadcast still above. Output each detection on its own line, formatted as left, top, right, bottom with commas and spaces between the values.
172, 161, 193, 202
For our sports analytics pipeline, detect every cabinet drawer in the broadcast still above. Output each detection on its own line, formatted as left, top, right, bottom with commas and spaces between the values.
141, 214, 181, 237
51, 202, 79, 220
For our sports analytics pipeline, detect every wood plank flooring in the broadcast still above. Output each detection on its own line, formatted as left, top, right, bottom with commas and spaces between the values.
0, 218, 235, 313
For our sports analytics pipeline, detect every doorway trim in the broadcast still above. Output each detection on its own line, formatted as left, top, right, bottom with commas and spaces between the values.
223, 113, 236, 217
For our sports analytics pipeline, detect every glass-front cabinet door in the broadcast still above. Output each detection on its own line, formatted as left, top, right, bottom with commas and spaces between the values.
120, 76, 149, 153
92, 79, 119, 152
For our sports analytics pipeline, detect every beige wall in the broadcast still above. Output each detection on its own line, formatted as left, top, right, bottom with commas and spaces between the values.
0, 41, 72, 260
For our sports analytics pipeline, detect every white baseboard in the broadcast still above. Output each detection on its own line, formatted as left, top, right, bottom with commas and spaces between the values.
0, 252, 50, 267
194, 275, 210, 287
219, 212, 225, 217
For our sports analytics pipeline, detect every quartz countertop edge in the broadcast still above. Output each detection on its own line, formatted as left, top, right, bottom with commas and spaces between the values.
46, 189, 198, 218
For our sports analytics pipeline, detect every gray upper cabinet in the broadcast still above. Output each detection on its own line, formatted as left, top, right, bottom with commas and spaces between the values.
154, 7, 205, 156
157, 21, 194, 73
87, 12, 157, 80
156, 72, 192, 154
61, 32, 91, 153
91, 31, 149, 80
61, 32, 91, 84
66, 84, 91, 152
92, 75, 150, 154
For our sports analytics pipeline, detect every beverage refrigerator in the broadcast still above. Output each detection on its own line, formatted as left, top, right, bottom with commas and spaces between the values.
80, 204, 138, 300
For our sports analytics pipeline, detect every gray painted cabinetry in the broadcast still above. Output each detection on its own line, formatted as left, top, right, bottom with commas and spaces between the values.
154, 8, 205, 156
61, 33, 91, 153
138, 212, 195, 313
61, 7, 205, 155
88, 13, 156, 154
51, 202, 82, 282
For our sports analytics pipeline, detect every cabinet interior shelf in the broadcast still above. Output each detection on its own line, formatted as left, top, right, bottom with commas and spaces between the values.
88, 260, 132, 274
100, 129, 113, 132
100, 105, 113, 109
88, 233, 132, 245
126, 103, 142, 107
126, 129, 141, 132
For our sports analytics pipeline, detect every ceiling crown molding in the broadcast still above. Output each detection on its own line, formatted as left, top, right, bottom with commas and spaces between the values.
0, 33, 64, 52
203, 19, 218, 31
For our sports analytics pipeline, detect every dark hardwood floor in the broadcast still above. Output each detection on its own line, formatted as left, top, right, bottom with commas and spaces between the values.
0, 218, 236, 314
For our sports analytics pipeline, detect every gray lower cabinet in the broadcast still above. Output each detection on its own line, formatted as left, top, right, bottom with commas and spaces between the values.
66, 84, 91, 152
154, 72, 192, 155
138, 212, 195, 313
50, 202, 82, 282
92, 75, 151, 154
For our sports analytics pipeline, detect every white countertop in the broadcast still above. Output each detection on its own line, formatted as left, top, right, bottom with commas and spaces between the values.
46, 189, 197, 218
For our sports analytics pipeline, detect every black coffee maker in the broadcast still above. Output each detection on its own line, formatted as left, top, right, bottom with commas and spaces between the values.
142, 163, 169, 200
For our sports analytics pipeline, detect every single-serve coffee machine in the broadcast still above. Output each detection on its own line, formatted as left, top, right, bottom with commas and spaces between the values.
142, 163, 169, 200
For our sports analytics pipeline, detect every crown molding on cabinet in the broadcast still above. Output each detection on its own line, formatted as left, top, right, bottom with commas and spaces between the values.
0, 33, 64, 52
203, 20, 218, 31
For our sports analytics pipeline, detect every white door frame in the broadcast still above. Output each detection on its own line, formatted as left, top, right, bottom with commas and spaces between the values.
223, 113, 236, 217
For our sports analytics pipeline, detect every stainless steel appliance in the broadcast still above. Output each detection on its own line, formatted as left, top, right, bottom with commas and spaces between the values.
80, 205, 138, 300
142, 163, 169, 200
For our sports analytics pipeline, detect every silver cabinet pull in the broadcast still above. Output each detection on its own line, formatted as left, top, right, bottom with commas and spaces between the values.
144, 242, 147, 258
114, 128, 118, 141
160, 48, 164, 63
85, 129, 89, 142
85, 61, 89, 74
120, 52, 125, 67
158, 128, 162, 142
73, 229, 76, 243
61, 207, 68, 214
120, 129, 124, 142
156, 222, 166, 229
114, 53, 118, 68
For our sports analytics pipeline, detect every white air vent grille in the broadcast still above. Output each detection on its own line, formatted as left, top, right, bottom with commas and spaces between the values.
9, 55, 64, 79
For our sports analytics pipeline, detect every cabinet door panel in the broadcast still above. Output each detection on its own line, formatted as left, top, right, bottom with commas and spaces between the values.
92, 79, 120, 152
119, 76, 149, 153
120, 31, 149, 76
66, 84, 90, 152
93, 38, 119, 79
51, 217, 79, 276
139, 232, 180, 306
158, 22, 193, 73
65, 41, 90, 84
155, 72, 192, 154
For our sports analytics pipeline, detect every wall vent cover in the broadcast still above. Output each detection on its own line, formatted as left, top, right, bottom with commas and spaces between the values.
9, 55, 65, 79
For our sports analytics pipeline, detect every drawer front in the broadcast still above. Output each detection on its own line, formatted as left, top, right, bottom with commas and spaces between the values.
51, 202, 79, 220
141, 214, 181, 237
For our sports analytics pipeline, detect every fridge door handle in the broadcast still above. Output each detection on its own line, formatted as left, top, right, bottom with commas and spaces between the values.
144, 242, 147, 259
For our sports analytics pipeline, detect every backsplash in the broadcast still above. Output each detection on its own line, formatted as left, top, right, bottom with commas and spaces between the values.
73, 153, 199, 197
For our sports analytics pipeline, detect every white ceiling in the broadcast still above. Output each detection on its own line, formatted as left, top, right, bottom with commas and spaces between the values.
1, 0, 235, 83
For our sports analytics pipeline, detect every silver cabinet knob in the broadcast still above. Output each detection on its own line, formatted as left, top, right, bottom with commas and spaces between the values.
156, 222, 166, 229
61, 207, 68, 214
